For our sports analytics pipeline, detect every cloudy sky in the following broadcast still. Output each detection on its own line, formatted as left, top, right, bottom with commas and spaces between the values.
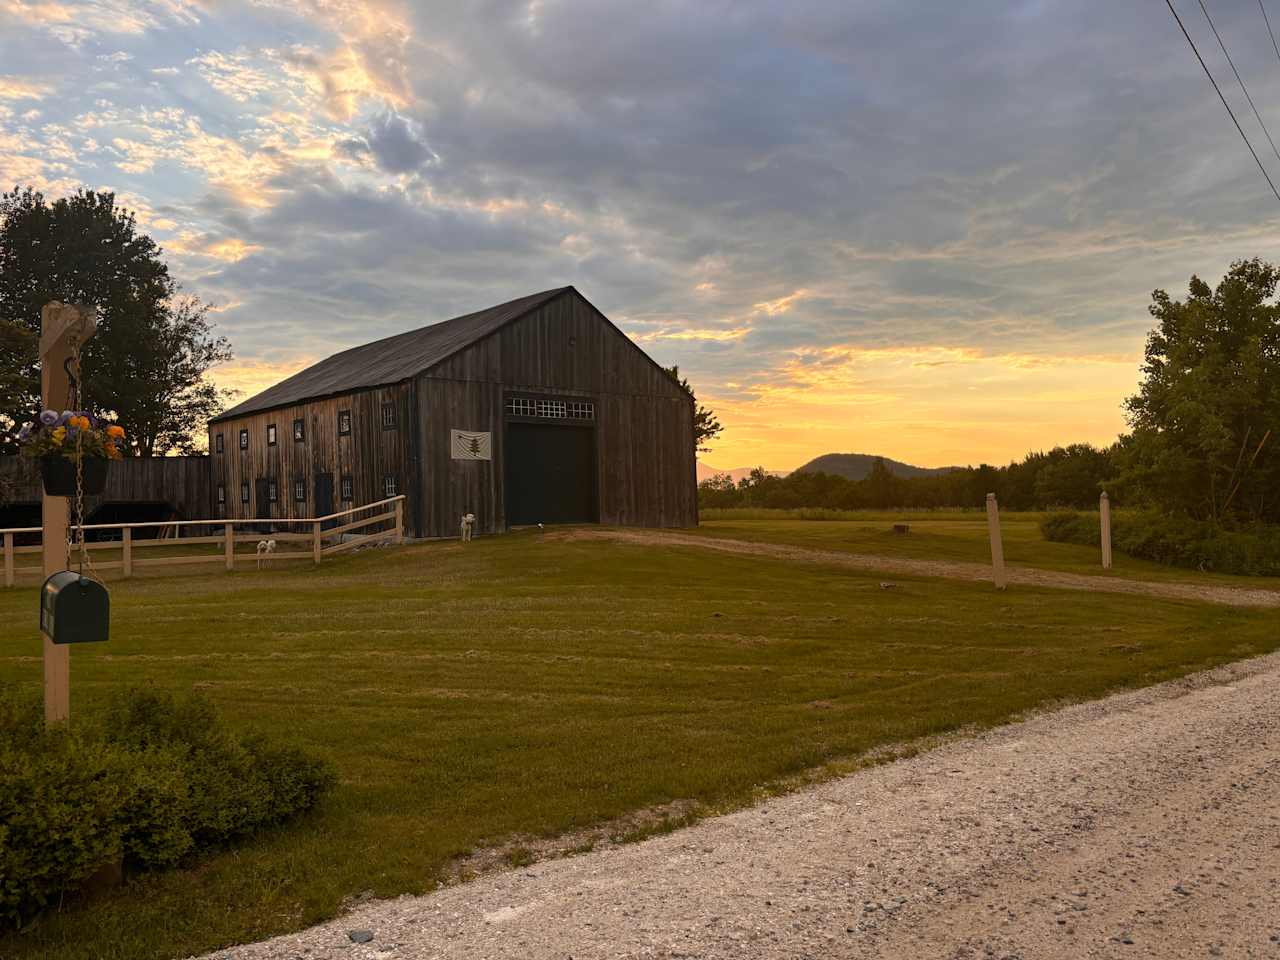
3, 0, 1280, 470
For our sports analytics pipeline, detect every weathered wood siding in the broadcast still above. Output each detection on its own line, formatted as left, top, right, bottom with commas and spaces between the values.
0, 454, 212, 520
208, 383, 417, 531
417, 290, 696, 537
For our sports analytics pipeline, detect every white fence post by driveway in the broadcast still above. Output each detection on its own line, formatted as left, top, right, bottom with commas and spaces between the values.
3, 532, 11, 588
1100, 491, 1113, 570
122, 526, 132, 578
225, 523, 235, 571
313, 519, 322, 565
986, 492, 1007, 590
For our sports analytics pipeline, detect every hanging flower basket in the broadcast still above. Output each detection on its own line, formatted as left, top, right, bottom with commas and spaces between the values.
18, 410, 125, 497
40, 455, 109, 497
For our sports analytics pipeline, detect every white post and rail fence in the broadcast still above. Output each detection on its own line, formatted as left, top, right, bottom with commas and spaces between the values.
1, 495, 405, 588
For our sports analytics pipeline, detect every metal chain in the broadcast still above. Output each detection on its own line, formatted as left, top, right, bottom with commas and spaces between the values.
66, 334, 98, 582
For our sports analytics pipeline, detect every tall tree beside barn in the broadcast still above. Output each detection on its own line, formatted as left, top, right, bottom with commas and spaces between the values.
664, 365, 723, 452
0, 187, 232, 455
1117, 258, 1280, 524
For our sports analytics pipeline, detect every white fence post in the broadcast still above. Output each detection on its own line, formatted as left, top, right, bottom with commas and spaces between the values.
122, 526, 132, 578
225, 523, 235, 571
3, 532, 12, 588
986, 492, 1007, 590
1100, 491, 1113, 570
394, 498, 404, 544
313, 519, 322, 564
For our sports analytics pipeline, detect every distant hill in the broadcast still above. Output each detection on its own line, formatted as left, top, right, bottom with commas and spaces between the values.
793, 453, 960, 481
695, 463, 787, 484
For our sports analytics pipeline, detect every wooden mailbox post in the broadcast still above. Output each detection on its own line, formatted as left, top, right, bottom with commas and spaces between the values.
39, 302, 98, 723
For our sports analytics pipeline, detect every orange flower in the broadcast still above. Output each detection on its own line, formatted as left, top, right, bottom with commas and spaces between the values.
106, 425, 125, 439
104, 441, 120, 459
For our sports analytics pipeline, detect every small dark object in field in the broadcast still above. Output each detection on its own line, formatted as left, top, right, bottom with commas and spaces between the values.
892, 523, 910, 535
711, 612, 723, 618
879, 582, 898, 590
349, 930, 375, 943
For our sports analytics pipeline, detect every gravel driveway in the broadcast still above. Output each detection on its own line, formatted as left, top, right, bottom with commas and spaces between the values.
198, 651, 1280, 960
561, 529, 1280, 608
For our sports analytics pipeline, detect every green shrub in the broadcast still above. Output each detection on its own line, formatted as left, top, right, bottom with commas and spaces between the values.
1039, 510, 1100, 545
0, 722, 130, 926
1041, 510, 1280, 576
0, 689, 335, 927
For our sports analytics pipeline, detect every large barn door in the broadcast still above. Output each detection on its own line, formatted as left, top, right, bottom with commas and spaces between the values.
504, 423, 597, 525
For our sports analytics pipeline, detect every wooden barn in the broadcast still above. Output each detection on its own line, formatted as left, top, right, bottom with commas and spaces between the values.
207, 287, 698, 538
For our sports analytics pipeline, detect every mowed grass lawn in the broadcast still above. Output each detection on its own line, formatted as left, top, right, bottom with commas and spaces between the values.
3, 528, 1279, 959
697, 508, 1280, 587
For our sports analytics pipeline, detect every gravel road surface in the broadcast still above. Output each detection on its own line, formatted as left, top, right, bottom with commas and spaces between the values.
564, 529, 1280, 608
198, 651, 1280, 960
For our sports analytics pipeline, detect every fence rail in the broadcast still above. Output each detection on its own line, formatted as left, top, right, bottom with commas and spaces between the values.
1, 496, 405, 587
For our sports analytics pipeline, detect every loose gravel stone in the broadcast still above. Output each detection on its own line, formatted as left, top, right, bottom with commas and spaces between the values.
194, 650, 1280, 960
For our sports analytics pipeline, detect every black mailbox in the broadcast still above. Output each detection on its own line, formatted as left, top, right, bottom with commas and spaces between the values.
40, 571, 109, 645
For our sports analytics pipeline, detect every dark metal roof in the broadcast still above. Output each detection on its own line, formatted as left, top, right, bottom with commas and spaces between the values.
211, 287, 572, 422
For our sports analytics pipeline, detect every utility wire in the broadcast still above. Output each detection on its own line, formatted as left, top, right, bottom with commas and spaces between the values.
1259, 0, 1280, 66
1164, 0, 1280, 202
1198, 0, 1280, 167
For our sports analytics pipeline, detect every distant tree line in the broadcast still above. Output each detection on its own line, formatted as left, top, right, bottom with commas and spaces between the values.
700, 443, 1115, 512
704, 259, 1280, 528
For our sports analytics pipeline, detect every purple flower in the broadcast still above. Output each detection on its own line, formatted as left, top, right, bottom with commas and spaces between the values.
17, 423, 32, 441
38, 410, 58, 426
57, 410, 73, 426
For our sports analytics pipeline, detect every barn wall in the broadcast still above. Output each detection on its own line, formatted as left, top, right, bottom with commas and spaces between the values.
0, 454, 212, 521
418, 290, 696, 537
208, 382, 419, 533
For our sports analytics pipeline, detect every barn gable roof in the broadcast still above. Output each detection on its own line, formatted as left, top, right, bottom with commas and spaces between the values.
211, 287, 573, 422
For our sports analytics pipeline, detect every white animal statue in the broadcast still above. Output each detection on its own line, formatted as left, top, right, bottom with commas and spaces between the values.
255, 538, 276, 569
460, 513, 476, 542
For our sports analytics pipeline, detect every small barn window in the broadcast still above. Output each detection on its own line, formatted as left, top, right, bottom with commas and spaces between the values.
293, 418, 305, 442
293, 478, 306, 503
267, 424, 278, 446
239, 429, 248, 450
216, 483, 226, 505
240, 482, 250, 504
381, 403, 397, 430
340, 475, 353, 501
214, 433, 224, 454
338, 409, 351, 436
383, 474, 397, 498
268, 480, 278, 503
506, 396, 594, 421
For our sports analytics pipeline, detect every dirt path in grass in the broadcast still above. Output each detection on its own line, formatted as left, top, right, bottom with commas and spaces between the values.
559, 528, 1280, 608
203, 650, 1280, 960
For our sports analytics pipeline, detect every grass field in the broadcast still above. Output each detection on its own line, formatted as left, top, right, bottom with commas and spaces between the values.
697, 508, 1280, 587
2, 524, 1278, 959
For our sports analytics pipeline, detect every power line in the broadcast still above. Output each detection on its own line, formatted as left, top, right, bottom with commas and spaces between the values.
1259, 0, 1280, 66
1164, 0, 1280, 202
1198, 0, 1280, 167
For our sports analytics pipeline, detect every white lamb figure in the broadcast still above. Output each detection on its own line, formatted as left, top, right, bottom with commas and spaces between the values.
460, 513, 476, 542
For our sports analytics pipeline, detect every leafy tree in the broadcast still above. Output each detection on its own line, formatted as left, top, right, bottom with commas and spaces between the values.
0, 187, 232, 455
664, 365, 724, 453
1032, 444, 1113, 508
1118, 258, 1280, 523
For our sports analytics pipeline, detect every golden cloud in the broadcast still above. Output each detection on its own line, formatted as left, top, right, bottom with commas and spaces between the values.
0, 76, 54, 100
752, 289, 810, 316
